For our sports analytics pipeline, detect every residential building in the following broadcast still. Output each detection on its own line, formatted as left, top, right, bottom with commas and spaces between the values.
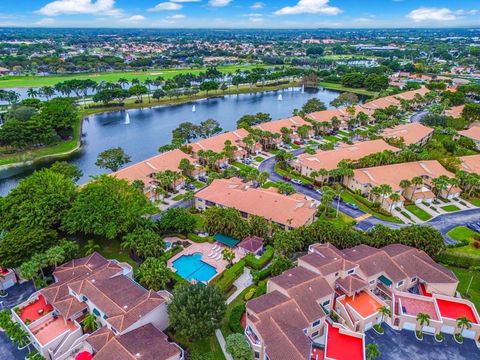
445, 105, 465, 118
190, 129, 261, 162
194, 177, 317, 229
381, 123, 434, 146
344, 160, 461, 210
459, 125, 480, 150
292, 139, 399, 180
245, 242, 479, 360
252, 116, 315, 143
0, 266, 18, 290
11, 253, 182, 360
306, 109, 351, 131
459, 154, 480, 175
112, 149, 205, 199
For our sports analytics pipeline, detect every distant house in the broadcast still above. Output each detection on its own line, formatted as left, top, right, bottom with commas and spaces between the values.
195, 177, 317, 229
445, 105, 465, 119
381, 123, 434, 146
292, 139, 399, 180
253, 116, 314, 144
238, 236, 264, 256
459, 154, 480, 175
344, 160, 461, 211
0, 67, 10, 75
458, 125, 480, 150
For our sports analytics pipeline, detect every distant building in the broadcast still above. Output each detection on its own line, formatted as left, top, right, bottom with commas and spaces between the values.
458, 125, 480, 150
381, 123, 434, 146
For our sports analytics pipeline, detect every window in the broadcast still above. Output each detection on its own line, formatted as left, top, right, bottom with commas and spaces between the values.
322, 300, 330, 307
396, 280, 404, 288
335, 272, 339, 277
347, 268, 355, 275
369, 279, 376, 285
411, 277, 417, 283
312, 331, 319, 337
303, 329, 307, 334
312, 320, 321, 327
255, 352, 260, 359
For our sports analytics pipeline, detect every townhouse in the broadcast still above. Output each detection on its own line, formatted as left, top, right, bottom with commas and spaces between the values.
458, 125, 480, 150
291, 139, 399, 180
11, 253, 182, 360
306, 108, 352, 131
245, 242, 479, 360
112, 149, 205, 199
381, 123, 434, 146
194, 177, 317, 229
445, 105, 465, 119
344, 160, 461, 211
459, 154, 480, 175
189, 128, 262, 162
252, 116, 315, 144
0, 266, 18, 291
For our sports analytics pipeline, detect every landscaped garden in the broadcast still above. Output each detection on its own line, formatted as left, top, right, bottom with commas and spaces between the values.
441, 204, 461, 212
340, 190, 403, 223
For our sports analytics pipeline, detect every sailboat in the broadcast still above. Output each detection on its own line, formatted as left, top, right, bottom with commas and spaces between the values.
192, 105, 196, 112
277, 94, 283, 101
124, 112, 131, 125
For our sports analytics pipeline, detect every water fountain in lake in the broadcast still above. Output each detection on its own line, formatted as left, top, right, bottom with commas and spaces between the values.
124, 112, 131, 124
301, 84, 305, 93
192, 105, 196, 112
278, 94, 283, 101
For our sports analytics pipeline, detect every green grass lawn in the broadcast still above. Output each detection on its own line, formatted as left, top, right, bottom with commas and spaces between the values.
254, 156, 264, 162
318, 82, 377, 97
232, 161, 254, 171
323, 135, 341, 143
262, 181, 277, 189
193, 180, 205, 188
0, 64, 271, 88
192, 213, 205, 231
80, 238, 137, 268
441, 204, 461, 212
446, 266, 480, 310
469, 198, 480, 207
340, 190, 403, 224
172, 194, 185, 201
168, 331, 226, 360
405, 204, 432, 221
273, 164, 313, 184
446, 226, 480, 256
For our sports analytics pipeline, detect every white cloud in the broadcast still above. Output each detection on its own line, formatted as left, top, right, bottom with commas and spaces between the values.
249, 17, 263, 22
120, 15, 146, 22
36, 18, 56, 25
407, 7, 477, 22
167, 14, 186, 19
275, 0, 341, 16
149, 2, 183, 11
209, 0, 232, 7
251, 2, 264, 9
38, 0, 120, 16
170, 0, 200, 2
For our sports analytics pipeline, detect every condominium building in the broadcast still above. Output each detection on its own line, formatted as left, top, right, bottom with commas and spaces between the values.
459, 125, 480, 150
381, 123, 434, 146
459, 154, 480, 175
252, 116, 315, 143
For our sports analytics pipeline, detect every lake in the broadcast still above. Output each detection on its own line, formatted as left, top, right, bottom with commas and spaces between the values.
0, 87, 343, 195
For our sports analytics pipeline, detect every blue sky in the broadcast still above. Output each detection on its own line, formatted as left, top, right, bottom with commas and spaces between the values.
0, 0, 479, 28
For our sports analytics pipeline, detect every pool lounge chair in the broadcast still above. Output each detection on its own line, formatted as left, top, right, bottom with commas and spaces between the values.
212, 244, 219, 251
215, 254, 222, 260
207, 251, 214, 257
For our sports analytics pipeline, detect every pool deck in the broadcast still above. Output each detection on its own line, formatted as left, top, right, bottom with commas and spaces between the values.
398, 295, 439, 321
19, 295, 54, 323
340, 291, 382, 319
435, 298, 479, 324
166, 238, 244, 281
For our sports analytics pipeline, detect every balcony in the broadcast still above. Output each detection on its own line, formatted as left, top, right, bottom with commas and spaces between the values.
15, 294, 54, 325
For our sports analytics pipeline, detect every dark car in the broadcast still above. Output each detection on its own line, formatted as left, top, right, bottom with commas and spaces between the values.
345, 202, 359, 210
198, 176, 208, 183
304, 183, 314, 190
282, 176, 291, 181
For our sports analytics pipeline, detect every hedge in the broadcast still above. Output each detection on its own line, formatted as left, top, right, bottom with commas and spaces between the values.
229, 304, 246, 334
244, 246, 274, 270
437, 251, 480, 269
212, 260, 246, 293
187, 233, 214, 243
254, 281, 267, 297
252, 266, 272, 283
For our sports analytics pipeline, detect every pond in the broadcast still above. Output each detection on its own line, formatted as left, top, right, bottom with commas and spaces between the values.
0, 86, 344, 195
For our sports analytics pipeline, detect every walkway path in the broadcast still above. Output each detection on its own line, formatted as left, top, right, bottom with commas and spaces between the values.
227, 268, 252, 304
215, 329, 233, 360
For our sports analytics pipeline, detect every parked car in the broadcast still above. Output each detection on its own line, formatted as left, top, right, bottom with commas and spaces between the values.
198, 176, 208, 183
345, 202, 359, 210
304, 183, 314, 189
293, 140, 302, 145
282, 176, 291, 181
315, 189, 322, 195
184, 184, 196, 190
291, 179, 303, 185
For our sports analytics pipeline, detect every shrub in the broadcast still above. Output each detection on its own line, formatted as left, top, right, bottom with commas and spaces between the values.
244, 246, 274, 270
243, 288, 256, 301
252, 267, 272, 283
212, 260, 246, 293
225, 333, 253, 360
254, 281, 267, 297
437, 251, 480, 268
229, 304, 246, 334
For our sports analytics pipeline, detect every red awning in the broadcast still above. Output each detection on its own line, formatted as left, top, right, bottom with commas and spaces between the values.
75, 352, 93, 360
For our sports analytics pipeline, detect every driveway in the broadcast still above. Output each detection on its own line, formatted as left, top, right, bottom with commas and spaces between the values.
410, 110, 429, 123
425, 207, 480, 242
0, 332, 28, 360
366, 325, 479, 360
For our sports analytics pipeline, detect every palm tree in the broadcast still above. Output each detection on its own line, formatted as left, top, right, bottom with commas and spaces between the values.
144, 79, 153, 103
18, 261, 39, 290
377, 306, 391, 323
455, 317, 472, 337
366, 343, 381, 360
117, 78, 129, 88
26, 88, 38, 98
389, 193, 401, 213
40, 86, 54, 100
44, 246, 65, 268
410, 176, 423, 200
84, 240, 100, 256
416, 312, 430, 332
377, 184, 392, 210
82, 313, 98, 332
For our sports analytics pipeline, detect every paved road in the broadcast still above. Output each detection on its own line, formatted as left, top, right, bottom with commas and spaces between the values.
410, 110, 429, 123
425, 207, 480, 242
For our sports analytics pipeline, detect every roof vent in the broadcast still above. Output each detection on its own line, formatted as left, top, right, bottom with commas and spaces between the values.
135, 353, 141, 358
123, 305, 128, 309
91, 279, 95, 283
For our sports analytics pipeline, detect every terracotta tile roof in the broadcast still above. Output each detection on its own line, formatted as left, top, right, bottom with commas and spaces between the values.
336, 275, 368, 295
195, 177, 316, 227
293, 139, 399, 172
190, 129, 250, 154
382, 244, 457, 284
351, 160, 455, 191
238, 236, 264, 253
445, 105, 465, 118
252, 116, 312, 134
459, 125, 480, 142
459, 154, 480, 175
112, 149, 197, 185
306, 108, 348, 123
92, 324, 181, 360
53, 252, 120, 283
381, 123, 434, 146
86, 326, 115, 352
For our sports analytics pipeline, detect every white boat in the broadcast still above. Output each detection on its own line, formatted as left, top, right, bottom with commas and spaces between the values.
278, 94, 283, 101
124, 112, 131, 124
192, 105, 196, 112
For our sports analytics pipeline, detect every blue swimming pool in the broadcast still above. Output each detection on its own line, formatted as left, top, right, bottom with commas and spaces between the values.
165, 241, 172, 250
172, 252, 217, 283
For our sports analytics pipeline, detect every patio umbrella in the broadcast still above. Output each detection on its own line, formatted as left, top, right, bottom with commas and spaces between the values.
75, 352, 93, 360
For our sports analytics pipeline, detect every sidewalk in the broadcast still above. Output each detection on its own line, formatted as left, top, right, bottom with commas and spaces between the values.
227, 268, 252, 304
215, 329, 233, 360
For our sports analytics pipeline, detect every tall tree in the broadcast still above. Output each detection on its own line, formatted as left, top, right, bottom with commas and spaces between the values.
95, 147, 131, 172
